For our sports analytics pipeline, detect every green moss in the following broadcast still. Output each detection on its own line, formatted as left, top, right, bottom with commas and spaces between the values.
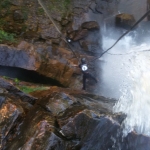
0, 30, 16, 43
0, 0, 11, 8
19, 86, 48, 93
20, 6, 29, 20
37, 7, 45, 15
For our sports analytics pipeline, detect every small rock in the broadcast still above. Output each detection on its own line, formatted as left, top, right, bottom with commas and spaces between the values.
13, 10, 24, 22
73, 29, 88, 41
115, 13, 136, 29
81, 21, 99, 30
61, 19, 69, 26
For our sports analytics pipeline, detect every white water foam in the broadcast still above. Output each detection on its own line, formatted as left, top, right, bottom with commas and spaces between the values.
114, 49, 150, 137
100, 29, 150, 136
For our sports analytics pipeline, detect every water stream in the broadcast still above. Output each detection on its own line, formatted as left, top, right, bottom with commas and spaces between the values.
95, 0, 150, 138
99, 21, 150, 137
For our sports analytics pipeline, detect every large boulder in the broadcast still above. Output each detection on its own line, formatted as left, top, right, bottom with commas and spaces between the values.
115, 13, 136, 29
81, 21, 100, 30
0, 42, 78, 87
72, 29, 88, 41
0, 82, 149, 150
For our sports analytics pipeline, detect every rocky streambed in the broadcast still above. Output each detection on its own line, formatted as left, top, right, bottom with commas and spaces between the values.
0, 77, 150, 150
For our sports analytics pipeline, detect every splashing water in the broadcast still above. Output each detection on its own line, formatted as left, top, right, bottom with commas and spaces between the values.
100, 28, 150, 137
114, 50, 150, 137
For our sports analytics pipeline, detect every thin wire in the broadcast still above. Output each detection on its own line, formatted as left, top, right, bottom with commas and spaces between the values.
90, 9, 150, 62
37, 0, 80, 59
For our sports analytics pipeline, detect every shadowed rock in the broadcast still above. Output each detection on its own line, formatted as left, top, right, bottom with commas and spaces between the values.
115, 13, 136, 30
0, 77, 37, 104
0, 86, 150, 150
0, 43, 78, 87
73, 29, 88, 41
81, 21, 99, 30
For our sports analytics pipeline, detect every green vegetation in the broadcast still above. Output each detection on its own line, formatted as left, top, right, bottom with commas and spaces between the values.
0, 0, 11, 18
0, 30, 16, 43
21, 6, 29, 20
19, 86, 48, 93
37, 7, 45, 15
14, 78, 20, 85
48, 0, 71, 14
0, 0, 10, 8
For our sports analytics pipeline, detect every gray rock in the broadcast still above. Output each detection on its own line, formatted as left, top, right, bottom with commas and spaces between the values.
81, 21, 99, 30
73, 29, 88, 41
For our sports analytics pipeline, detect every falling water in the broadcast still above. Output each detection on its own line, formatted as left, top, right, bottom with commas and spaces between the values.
114, 48, 150, 137
99, 26, 150, 137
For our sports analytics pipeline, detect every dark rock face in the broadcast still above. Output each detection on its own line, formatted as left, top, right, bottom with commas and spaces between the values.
115, 13, 136, 29
0, 45, 39, 70
13, 10, 25, 22
0, 87, 150, 150
40, 24, 61, 40
95, 0, 119, 16
81, 21, 100, 30
0, 43, 77, 87
0, 77, 37, 104
0, 81, 149, 150
123, 132, 150, 150
73, 29, 89, 41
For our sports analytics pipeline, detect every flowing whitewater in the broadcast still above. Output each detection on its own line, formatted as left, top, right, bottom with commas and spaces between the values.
99, 26, 150, 137
114, 48, 150, 137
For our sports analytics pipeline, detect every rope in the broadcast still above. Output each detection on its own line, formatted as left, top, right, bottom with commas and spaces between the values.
90, 9, 150, 62
37, 0, 80, 60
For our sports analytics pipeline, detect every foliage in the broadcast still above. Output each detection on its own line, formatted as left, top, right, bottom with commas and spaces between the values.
37, 7, 45, 15
21, 6, 29, 20
19, 86, 48, 93
0, 30, 16, 43
0, 0, 11, 18
14, 78, 20, 84
48, 0, 71, 13
0, 0, 10, 8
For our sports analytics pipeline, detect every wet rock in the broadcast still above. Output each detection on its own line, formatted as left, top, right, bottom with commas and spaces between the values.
5, 104, 66, 150
0, 43, 77, 87
0, 98, 25, 148
36, 91, 77, 116
67, 30, 76, 40
80, 40, 100, 53
23, 31, 40, 41
0, 44, 39, 70
81, 21, 100, 30
72, 0, 91, 12
61, 113, 121, 149
115, 13, 136, 30
4, 22, 26, 35
61, 19, 70, 26
10, 0, 23, 6
71, 0, 101, 30
40, 24, 61, 39
122, 132, 150, 150
0, 86, 149, 150
13, 10, 25, 22
0, 77, 37, 104
50, 38, 60, 45
73, 29, 88, 41
37, 59, 74, 87
95, 0, 118, 16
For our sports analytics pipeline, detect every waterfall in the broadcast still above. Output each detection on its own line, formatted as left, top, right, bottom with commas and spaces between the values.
114, 49, 150, 137
99, 26, 150, 137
